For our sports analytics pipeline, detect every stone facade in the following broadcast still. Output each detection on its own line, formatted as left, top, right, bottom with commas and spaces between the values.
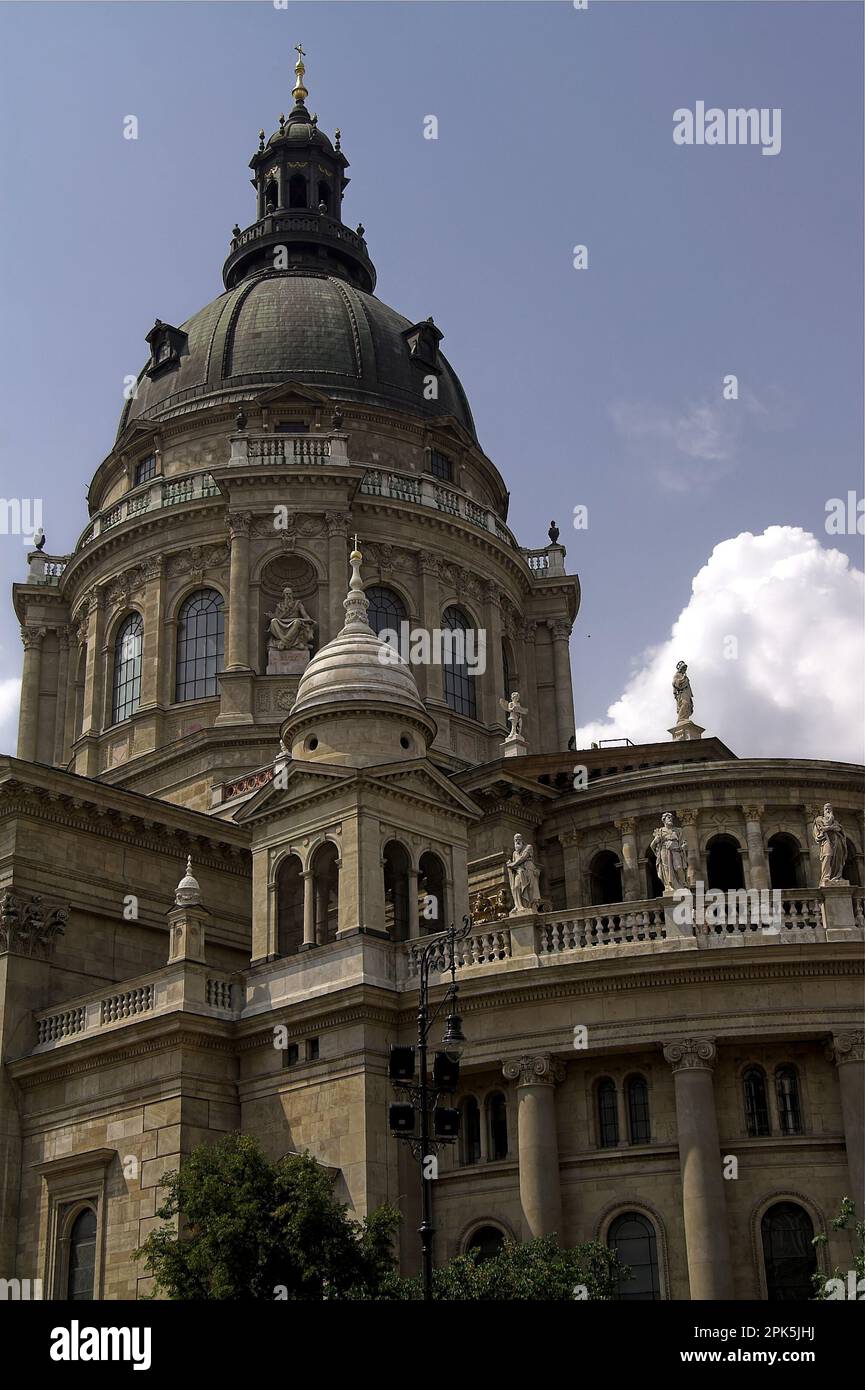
3, 60, 863, 1302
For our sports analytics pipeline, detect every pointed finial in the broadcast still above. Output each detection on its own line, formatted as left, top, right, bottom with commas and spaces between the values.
175, 854, 202, 907
334, 127, 341, 151
293, 42, 308, 105
343, 539, 370, 631
278, 112, 286, 135
258, 128, 265, 151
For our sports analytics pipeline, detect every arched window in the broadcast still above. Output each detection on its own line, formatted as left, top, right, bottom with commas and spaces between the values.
768, 833, 804, 890
288, 173, 306, 208
597, 1078, 619, 1148
775, 1066, 803, 1136
442, 606, 478, 719
706, 834, 745, 891
111, 613, 143, 724
743, 1066, 771, 1137
460, 1097, 481, 1166
317, 180, 330, 211
645, 846, 665, 899
66, 1207, 97, 1301
844, 838, 862, 886
418, 852, 446, 933
264, 177, 279, 211
486, 1091, 508, 1160
608, 1212, 660, 1300
175, 590, 225, 702
761, 1202, 816, 1300
311, 842, 339, 945
365, 586, 407, 649
626, 1076, 651, 1144
588, 850, 623, 906
276, 855, 304, 957
383, 841, 410, 943
466, 1226, 505, 1262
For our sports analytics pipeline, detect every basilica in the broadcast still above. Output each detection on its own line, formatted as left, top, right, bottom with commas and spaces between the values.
2, 52, 862, 1302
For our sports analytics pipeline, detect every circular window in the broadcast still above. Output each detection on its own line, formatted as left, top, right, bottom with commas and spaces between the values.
400, 734, 411, 750
307, 735, 319, 751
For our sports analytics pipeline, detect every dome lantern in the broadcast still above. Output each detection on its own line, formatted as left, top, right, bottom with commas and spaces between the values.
223, 45, 376, 293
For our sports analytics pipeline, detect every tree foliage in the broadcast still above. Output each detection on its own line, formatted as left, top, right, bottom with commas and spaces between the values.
381, 1233, 624, 1301
134, 1133, 399, 1300
812, 1196, 864, 1299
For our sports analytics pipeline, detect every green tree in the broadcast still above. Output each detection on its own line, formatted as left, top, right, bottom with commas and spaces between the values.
383, 1234, 625, 1301
812, 1196, 864, 1299
133, 1133, 399, 1300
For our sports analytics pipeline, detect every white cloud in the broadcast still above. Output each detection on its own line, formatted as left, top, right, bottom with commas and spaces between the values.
575, 526, 865, 763
0, 677, 21, 756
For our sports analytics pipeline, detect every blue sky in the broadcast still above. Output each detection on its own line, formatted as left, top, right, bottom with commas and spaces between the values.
0, 1, 862, 758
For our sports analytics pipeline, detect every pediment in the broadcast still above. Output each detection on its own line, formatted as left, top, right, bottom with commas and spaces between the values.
363, 760, 481, 820
232, 761, 354, 823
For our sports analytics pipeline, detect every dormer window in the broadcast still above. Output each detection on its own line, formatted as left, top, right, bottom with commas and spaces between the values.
135, 454, 157, 486
403, 317, 443, 372
144, 319, 186, 378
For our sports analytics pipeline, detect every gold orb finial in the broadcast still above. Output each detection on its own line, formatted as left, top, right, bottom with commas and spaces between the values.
292, 41, 308, 104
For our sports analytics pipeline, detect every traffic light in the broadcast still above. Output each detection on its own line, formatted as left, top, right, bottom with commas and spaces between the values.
433, 1107, 460, 1139
389, 1103, 416, 1134
433, 1051, 460, 1093
388, 1045, 416, 1081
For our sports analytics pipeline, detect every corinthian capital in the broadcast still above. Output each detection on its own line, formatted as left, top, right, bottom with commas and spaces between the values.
502, 1054, 565, 1088
829, 1031, 865, 1066
741, 804, 765, 822
227, 511, 252, 540
663, 1038, 717, 1072
20, 625, 46, 651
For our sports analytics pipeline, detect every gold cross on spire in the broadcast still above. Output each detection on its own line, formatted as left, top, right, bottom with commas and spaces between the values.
292, 42, 308, 104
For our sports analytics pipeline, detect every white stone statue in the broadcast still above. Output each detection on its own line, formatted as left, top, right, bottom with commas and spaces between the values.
266, 586, 316, 651
813, 803, 848, 886
506, 833, 542, 915
650, 812, 689, 894
499, 690, 527, 740
673, 661, 693, 723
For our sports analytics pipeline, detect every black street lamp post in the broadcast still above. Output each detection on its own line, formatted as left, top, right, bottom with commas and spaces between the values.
389, 915, 471, 1301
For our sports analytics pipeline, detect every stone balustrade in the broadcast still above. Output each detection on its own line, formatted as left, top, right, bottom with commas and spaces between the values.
25, 552, 69, 585
357, 464, 522, 551
34, 963, 238, 1051
228, 430, 346, 466
74, 469, 222, 552
29, 888, 863, 1052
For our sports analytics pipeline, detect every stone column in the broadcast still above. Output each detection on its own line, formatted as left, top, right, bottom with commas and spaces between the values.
829, 1032, 865, 1210
548, 619, 575, 751
407, 868, 420, 939
678, 810, 703, 887
486, 584, 505, 726
326, 512, 350, 643
521, 620, 540, 749
416, 554, 442, 704
560, 831, 584, 909
53, 627, 70, 766
742, 804, 770, 890
616, 818, 640, 900
662, 1038, 733, 1299
301, 871, 316, 948
140, 555, 164, 709
81, 589, 106, 737
225, 511, 252, 670
502, 1054, 565, 1240
16, 626, 45, 760
802, 804, 824, 887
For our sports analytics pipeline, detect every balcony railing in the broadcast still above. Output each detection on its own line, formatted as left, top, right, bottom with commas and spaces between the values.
25, 552, 69, 585
34, 963, 238, 1050
357, 465, 525, 552
73, 469, 222, 553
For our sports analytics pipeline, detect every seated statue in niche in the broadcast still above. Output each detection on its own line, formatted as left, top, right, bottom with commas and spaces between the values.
266, 586, 316, 651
